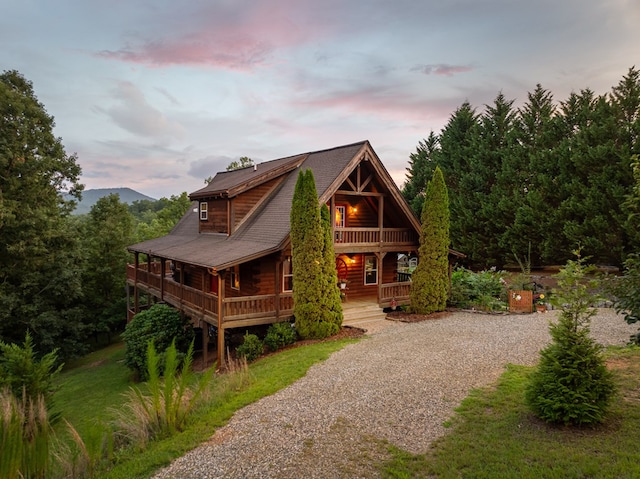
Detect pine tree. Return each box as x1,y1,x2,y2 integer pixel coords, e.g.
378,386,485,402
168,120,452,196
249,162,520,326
290,170,334,339
410,166,450,314
402,131,439,216
526,255,616,425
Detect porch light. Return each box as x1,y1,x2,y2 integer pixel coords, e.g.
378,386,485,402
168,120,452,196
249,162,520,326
350,206,358,214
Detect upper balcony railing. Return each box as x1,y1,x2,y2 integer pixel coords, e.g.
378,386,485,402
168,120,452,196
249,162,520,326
334,227,417,245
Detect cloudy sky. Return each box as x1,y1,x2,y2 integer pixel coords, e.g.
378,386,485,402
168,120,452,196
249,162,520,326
2,0,638,199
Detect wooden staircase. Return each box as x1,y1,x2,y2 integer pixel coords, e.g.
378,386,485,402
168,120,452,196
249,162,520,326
341,299,387,328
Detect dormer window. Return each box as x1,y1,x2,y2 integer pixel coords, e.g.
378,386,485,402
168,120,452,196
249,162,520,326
199,202,208,221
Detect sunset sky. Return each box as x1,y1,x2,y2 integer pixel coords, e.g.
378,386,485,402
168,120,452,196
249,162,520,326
2,0,639,199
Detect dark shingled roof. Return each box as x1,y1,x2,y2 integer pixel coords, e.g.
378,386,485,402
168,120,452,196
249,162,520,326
128,141,412,269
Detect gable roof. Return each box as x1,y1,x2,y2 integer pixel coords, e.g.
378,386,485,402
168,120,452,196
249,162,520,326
128,141,421,270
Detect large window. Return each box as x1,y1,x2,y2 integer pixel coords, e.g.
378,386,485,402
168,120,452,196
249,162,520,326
199,202,208,221
364,255,378,285
282,256,293,292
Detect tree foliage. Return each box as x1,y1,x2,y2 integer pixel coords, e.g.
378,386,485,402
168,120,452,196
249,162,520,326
121,304,194,379
525,256,616,425
0,70,87,358
410,166,450,314
403,67,640,268
226,156,254,171
290,170,339,339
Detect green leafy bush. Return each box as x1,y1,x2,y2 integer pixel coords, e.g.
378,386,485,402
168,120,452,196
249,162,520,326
608,254,640,344
121,304,194,379
526,256,616,425
0,332,62,406
449,268,507,311
263,322,297,351
236,332,264,362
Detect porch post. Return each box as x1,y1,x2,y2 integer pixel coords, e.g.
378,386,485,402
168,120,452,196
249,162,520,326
378,195,384,245
134,252,139,313
146,255,152,307
160,257,165,302
202,321,210,370
217,270,226,368
275,256,281,318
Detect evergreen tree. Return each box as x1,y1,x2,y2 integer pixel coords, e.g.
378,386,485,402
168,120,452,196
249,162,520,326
290,170,333,339
410,166,450,314
319,204,343,333
402,131,439,215
434,102,480,264
526,255,616,425
0,70,87,358
473,93,517,267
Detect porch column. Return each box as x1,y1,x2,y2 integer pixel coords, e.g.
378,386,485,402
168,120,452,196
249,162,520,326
378,195,384,246
202,322,209,369
217,270,226,368
160,258,166,302
275,256,281,318
134,252,139,313
376,252,387,304
146,255,152,307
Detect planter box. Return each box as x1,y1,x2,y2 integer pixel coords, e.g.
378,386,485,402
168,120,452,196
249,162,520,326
509,290,533,313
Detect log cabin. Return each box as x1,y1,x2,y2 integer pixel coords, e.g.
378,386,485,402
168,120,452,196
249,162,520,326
126,140,459,366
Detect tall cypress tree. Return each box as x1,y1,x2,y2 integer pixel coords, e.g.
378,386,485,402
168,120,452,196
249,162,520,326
290,170,336,339
410,166,450,314
319,204,343,333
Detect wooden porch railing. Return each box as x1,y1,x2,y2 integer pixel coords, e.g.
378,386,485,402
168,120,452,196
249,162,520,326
380,281,411,307
127,265,292,324
334,227,417,245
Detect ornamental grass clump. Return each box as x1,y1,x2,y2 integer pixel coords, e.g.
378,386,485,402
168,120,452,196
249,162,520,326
112,340,213,448
525,255,616,426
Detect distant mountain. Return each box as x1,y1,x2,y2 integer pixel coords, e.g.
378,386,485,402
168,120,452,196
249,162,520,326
67,188,157,215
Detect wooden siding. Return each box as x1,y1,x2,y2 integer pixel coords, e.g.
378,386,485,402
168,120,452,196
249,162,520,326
232,177,282,230
199,199,228,234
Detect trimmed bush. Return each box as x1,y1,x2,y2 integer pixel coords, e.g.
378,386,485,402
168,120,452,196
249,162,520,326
263,322,297,351
449,268,507,311
236,332,264,362
122,304,194,379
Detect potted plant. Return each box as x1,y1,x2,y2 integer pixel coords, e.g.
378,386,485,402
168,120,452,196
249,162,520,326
534,293,547,312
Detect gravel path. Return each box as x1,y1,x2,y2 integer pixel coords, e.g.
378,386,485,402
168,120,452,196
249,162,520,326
153,309,637,479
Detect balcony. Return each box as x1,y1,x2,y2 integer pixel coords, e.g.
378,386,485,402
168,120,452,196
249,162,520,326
333,227,418,251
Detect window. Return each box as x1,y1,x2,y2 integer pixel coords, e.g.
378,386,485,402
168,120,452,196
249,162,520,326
364,255,378,285
282,256,293,292
199,202,208,221
335,205,346,228
230,265,240,290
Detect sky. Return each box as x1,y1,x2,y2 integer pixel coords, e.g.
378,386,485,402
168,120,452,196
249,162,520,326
1,0,639,199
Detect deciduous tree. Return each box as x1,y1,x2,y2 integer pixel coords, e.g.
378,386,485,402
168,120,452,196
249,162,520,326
0,70,86,358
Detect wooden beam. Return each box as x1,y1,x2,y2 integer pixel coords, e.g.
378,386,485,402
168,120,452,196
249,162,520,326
217,271,226,368
335,190,383,197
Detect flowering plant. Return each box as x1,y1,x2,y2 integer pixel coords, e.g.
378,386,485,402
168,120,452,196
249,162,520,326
534,293,546,305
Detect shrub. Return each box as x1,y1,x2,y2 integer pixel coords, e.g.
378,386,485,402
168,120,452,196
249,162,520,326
608,254,640,344
236,332,264,362
449,268,507,311
525,255,616,425
121,304,194,379
0,332,62,407
263,322,297,351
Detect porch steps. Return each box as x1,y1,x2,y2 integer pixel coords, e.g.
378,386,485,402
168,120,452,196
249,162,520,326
341,300,388,328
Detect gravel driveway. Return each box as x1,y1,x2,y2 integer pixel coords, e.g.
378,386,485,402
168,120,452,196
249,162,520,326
154,309,636,479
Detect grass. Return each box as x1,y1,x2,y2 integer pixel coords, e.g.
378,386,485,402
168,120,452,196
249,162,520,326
380,346,640,479
53,337,359,478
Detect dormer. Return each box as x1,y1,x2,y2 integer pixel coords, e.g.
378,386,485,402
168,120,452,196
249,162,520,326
189,154,307,235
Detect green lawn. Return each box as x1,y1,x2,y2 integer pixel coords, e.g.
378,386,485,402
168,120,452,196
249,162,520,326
54,337,360,478
381,347,640,479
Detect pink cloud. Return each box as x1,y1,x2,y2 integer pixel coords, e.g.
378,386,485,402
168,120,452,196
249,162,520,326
95,1,334,69
411,64,474,76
